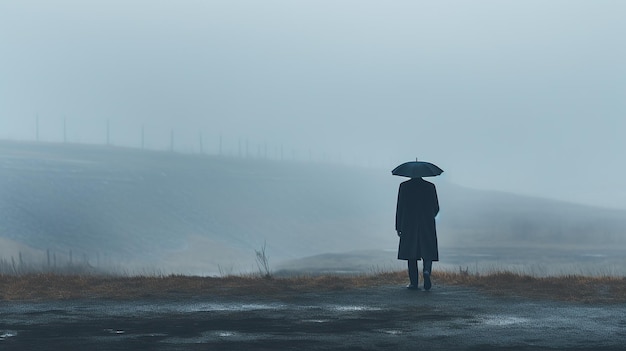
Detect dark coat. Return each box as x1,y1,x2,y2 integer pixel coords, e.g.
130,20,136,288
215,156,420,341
396,178,439,261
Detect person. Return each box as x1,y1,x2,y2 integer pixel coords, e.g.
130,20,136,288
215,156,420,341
395,176,439,290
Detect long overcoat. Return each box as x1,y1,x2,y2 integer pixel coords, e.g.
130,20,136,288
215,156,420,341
396,178,439,261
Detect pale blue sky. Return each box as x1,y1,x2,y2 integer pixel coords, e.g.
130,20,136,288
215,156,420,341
1,1,625,209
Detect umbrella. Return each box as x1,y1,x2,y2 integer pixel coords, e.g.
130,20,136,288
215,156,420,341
391,160,443,178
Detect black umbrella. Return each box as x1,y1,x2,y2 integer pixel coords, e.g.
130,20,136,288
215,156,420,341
391,161,443,178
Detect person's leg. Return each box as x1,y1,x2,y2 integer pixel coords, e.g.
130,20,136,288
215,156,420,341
407,260,418,289
423,260,433,290
423,260,432,275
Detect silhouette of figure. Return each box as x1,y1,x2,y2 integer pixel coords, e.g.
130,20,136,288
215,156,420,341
396,177,439,290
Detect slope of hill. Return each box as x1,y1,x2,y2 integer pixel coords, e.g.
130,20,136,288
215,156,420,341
1,140,625,275
0,141,397,274
438,184,626,249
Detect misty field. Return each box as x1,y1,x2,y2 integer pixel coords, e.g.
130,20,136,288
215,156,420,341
4,140,626,278
3,141,626,309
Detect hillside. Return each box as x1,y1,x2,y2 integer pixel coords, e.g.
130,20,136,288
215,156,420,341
1,140,625,275
438,185,626,249
0,141,398,274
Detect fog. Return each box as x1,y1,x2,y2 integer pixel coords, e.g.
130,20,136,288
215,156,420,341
1,1,626,275
2,140,626,276
2,1,625,209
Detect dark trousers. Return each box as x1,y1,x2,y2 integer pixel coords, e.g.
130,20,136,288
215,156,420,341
408,260,433,285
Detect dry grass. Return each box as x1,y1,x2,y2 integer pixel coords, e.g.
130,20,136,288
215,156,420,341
0,272,406,301
1,271,626,303
436,270,626,303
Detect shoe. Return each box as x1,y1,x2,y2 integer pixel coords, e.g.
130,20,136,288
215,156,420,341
406,284,419,290
423,272,432,291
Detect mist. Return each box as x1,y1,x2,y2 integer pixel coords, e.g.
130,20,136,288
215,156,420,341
2,140,626,276
1,2,626,275
1,0,625,209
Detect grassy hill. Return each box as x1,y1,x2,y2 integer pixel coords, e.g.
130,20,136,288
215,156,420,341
1,140,625,275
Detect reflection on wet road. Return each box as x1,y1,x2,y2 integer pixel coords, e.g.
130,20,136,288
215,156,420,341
1,286,626,350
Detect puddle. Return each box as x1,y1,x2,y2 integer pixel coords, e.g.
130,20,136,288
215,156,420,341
69,302,289,316
301,319,330,323
380,329,403,335
174,303,286,313
163,331,266,344
480,315,529,326
329,305,383,312
139,333,168,338
0,331,18,340
104,329,126,335
217,331,236,337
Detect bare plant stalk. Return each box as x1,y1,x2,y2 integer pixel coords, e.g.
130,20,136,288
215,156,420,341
11,256,17,275
255,241,272,279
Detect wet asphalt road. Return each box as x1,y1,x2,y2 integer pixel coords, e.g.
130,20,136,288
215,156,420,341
1,285,626,350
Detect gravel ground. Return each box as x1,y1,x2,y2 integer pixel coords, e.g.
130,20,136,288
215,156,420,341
1,283,626,350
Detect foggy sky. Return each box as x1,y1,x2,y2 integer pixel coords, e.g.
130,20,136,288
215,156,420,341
1,1,625,209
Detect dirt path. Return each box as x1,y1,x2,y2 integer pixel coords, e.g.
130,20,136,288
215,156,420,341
1,284,625,350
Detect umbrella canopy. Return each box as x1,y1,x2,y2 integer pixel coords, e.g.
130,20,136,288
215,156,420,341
392,161,443,178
